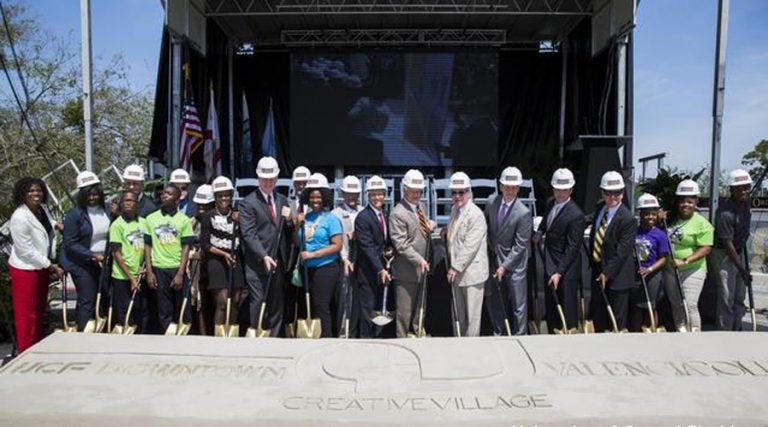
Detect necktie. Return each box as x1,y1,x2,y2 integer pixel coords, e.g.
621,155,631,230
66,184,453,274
547,205,560,229
297,200,303,214
416,207,430,237
592,210,609,263
377,212,386,235
267,195,277,224
497,203,508,228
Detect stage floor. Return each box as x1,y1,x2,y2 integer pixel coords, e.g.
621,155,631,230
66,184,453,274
1,332,767,426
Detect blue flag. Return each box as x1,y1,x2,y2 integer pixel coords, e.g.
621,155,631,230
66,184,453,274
261,98,277,158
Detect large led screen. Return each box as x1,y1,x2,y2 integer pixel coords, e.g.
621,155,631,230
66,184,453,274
290,52,498,166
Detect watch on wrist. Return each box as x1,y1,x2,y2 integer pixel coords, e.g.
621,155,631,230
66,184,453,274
682,258,689,265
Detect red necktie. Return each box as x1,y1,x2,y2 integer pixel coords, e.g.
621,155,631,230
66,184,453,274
267,195,277,224
297,200,303,214
377,211,386,235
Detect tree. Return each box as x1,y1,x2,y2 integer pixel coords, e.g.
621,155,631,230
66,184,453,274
0,3,153,220
741,138,768,191
636,167,705,211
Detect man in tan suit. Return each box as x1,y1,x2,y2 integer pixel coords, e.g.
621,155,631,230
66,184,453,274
389,169,433,338
446,172,489,337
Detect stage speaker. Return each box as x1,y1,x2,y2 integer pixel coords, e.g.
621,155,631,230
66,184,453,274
572,136,626,211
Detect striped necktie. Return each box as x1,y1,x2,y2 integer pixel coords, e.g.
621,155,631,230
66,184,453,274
416,207,430,237
592,210,609,263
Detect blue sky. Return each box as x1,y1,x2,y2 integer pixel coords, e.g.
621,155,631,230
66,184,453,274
20,0,768,177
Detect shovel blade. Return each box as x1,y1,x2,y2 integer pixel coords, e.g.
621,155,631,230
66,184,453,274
82,320,96,334
177,322,191,336
371,312,394,326
214,324,227,337
111,325,123,334
164,323,179,336
297,318,322,339
581,320,595,334
284,323,295,338
94,317,107,333
527,321,539,335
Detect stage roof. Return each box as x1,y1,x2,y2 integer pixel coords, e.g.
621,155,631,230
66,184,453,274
203,0,604,48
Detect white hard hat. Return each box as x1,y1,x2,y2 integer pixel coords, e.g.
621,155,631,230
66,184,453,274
449,172,471,190
122,164,145,181
551,168,575,190
211,176,234,193
600,171,625,191
340,175,362,193
305,173,330,189
169,168,191,184
727,169,753,187
402,169,426,190
193,184,214,204
676,179,701,196
76,171,100,189
499,167,523,186
256,156,280,179
292,166,311,182
637,193,660,209
366,175,388,192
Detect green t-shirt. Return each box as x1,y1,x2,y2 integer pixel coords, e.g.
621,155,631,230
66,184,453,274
144,209,195,269
109,216,147,280
668,212,714,272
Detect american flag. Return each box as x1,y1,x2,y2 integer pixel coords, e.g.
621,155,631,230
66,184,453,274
179,66,203,171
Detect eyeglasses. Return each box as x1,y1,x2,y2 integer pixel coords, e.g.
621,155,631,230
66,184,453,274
603,190,623,197
451,190,467,196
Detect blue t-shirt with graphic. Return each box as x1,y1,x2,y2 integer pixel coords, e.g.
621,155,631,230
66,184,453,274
300,210,343,268
635,226,670,269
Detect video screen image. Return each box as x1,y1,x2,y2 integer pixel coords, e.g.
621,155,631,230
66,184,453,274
290,52,498,166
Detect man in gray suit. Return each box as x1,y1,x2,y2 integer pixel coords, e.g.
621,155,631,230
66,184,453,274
446,172,489,337
389,169,433,338
484,167,532,335
239,156,292,336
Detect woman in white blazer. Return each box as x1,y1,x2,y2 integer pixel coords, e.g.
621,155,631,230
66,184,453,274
8,177,64,352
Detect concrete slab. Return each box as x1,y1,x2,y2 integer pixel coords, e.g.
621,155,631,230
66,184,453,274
1,332,767,426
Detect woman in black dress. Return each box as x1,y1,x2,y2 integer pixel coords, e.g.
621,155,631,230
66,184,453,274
200,177,244,330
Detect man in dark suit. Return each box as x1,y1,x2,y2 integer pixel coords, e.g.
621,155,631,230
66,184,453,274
485,167,532,335
239,156,292,336
354,176,391,338
538,168,585,332
588,171,637,332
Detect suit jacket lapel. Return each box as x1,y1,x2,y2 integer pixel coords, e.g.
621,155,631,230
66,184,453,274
489,196,501,233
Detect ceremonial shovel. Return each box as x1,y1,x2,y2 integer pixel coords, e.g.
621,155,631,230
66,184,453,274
165,269,193,336
111,272,143,335
744,248,757,332
633,246,665,333
218,222,242,338
371,249,395,326
296,223,321,339
83,250,111,333
57,276,77,333
662,218,694,332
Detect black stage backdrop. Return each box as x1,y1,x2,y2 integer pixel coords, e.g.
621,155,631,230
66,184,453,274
150,19,619,211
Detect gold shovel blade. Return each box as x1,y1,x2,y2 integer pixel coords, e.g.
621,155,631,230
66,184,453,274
111,325,124,334
527,321,539,335
284,323,295,338
219,325,242,337
296,318,322,339
214,324,227,337
124,325,137,335
581,320,595,334
164,323,178,336
82,320,96,333
177,322,191,336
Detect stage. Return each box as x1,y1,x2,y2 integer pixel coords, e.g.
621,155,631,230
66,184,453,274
1,332,767,426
